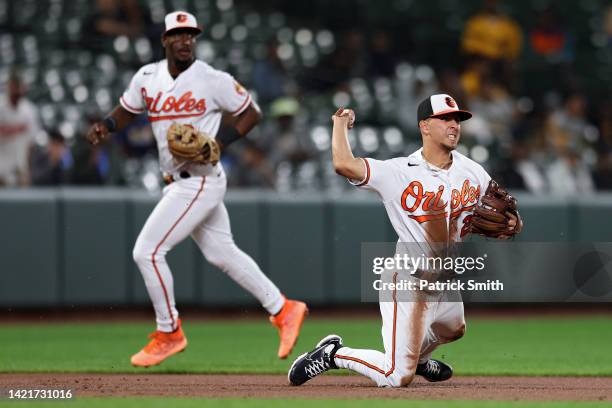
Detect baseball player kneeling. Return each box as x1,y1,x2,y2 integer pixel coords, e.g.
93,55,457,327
288,95,522,387
86,11,307,368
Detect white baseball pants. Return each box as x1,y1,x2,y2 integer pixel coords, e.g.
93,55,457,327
334,273,465,387
132,173,284,332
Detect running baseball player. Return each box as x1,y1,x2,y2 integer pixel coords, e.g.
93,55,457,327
288,94,522,387
86,11,307,367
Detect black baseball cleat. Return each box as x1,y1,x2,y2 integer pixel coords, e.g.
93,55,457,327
416,359,453,382
288,334,343,386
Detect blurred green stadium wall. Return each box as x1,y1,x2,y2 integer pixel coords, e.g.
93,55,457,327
1,189,611,307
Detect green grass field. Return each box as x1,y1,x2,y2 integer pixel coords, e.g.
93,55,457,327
1,316,611,375
1,316,611,408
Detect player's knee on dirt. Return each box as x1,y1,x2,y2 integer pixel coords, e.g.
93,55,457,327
384,370,416,388
381,356,418,387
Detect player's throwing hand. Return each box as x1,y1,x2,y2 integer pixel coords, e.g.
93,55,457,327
331,107,355,129
85,122,109,145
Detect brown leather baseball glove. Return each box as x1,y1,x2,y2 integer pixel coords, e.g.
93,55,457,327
167,123,220,166
468,180,523,239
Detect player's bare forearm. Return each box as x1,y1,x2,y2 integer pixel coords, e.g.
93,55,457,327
216,103,261,150
108,105,138,130
331,109,364,181
86,105,137,145
235,102,262,136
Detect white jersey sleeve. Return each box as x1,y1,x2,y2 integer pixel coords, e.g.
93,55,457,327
120,67,148,114
349,157,397,198
213,71,251,116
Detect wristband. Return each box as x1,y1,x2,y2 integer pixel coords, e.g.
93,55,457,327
103,117,117,132
217,126,242,148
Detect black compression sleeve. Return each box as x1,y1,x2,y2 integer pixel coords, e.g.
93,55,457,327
217,126,242,148
102,117,117,132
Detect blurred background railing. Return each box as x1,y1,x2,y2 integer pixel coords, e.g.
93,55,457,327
1,188,612,307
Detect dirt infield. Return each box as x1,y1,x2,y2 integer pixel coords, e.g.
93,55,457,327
1,374,611,400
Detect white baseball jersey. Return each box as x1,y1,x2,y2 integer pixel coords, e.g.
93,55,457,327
0,93,40,185
120,59,252,177
124,59,285,334
351,148,491,246
333,147,488,387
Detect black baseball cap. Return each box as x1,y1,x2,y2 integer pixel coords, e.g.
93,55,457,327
417,94,472,123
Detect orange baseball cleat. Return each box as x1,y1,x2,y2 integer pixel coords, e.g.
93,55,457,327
270,299,308,359
131,320,188,367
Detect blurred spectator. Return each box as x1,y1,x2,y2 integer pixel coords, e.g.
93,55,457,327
265,97,316,167
461,0,522,61
83,0,146,53
595,100,612,153
548,93,597,155
113,113,156,159
605,6,612,47
224,139,276,188
267,97,320,191
301,29,367,92
545,146,595,195
525,7,576,96
90,0,144,37
540,93,597,195
220,102,285,189
529,8,573,62
229,97,317,189
367,31,397,78
71,138,111,185
71,113,125,185
395,65,438,131
467,76,517,146
0,0,608,193
460,0,523,96
459,57,492,99
30,129,73,185
594,153,612,190
0,70,40,187
493,142,547,193
252,41,292,105
593,100,612,189
437,69,468,107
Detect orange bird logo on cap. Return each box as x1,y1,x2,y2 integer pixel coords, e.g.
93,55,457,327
445,97,456,108
176,14,188,22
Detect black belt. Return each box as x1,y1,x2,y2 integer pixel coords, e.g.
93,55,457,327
163,171,191,185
